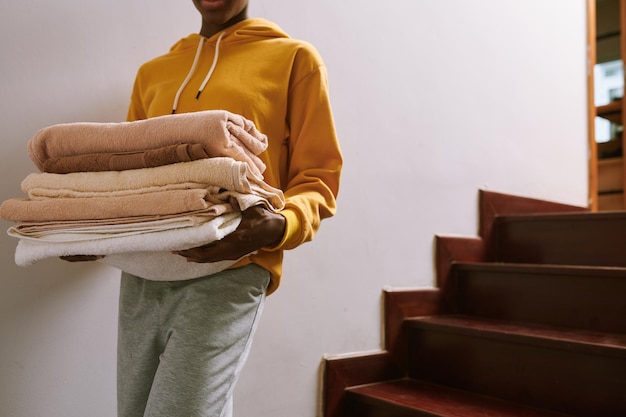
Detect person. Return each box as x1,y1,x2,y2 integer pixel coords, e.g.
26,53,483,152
67,1,342,416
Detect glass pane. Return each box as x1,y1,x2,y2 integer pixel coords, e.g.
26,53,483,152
594,59,624,107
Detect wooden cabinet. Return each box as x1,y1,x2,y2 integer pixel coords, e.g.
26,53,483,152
591,0,626,210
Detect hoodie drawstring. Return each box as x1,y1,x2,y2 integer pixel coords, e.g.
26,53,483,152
171,31,225,114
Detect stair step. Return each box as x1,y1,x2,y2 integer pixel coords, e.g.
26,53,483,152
491,211,626,266
450,262,626,333
346,379,573,417
405,315,626,417
406,315,626,358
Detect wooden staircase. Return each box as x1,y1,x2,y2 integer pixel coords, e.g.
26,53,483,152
323,190,626,417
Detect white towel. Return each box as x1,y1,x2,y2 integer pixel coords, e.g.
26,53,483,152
99,252,244,281
13,212,241,266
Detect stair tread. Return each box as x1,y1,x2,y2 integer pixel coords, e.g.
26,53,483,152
405,315,626,357
454,261,626,275
347,379,572,417
495,210,626,222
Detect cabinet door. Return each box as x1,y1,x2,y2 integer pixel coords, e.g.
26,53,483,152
591,0,626,210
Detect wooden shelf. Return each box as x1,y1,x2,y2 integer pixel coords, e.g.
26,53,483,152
598,157,624,193
596,99,622,124
599,192,624,210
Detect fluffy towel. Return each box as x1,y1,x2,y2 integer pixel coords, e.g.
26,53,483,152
28,110,268,176
1,185,283,223
21,158,284,210
42,143,210,173
0,189,223,222
8,215,220,242
13,212,241,266
9,210,222,234
98,252,242,281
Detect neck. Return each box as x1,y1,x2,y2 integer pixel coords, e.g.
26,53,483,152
199,7,248,38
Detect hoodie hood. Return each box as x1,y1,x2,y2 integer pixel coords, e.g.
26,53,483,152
170,18,290,114
169,18,289,53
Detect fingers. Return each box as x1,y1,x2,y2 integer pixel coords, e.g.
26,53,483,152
60,255,105,262
173,235,252,263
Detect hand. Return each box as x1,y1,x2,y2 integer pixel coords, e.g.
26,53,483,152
174,206,286,263
60,255,105,262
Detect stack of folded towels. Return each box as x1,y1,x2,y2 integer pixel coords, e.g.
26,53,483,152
0,110,285,280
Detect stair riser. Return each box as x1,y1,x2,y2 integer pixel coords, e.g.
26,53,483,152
492,216,626,266
407,329,626,417
452,266,626,333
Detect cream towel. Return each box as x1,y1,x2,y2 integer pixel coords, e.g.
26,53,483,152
13,212,241,266
9,209,231,234
21,158,284,210
28,110,268,176
8,215,219,242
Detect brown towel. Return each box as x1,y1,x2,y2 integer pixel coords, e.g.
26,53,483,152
28,110,268,176
42,143,210,173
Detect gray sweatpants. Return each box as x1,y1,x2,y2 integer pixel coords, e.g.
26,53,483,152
117,264,270,417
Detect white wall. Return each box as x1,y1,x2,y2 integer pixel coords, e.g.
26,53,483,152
0,1,588,416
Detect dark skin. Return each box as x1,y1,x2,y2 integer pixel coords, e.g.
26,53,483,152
193,0,249,38
62,206,285,263
62,0,287,263
174,205,285,263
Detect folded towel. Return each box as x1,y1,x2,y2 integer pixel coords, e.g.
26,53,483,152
2,184,286,224
13,212,241,266
9,211,216,235
28,110,268,176
0,189,224,222
42,143,210,173
22,158,284,211
8,215,219,242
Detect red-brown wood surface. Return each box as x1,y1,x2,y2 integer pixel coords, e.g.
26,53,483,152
384,288,444,368
347,379,573,417
478,190,587,241
406,316,626,416
450,262,626,333
324,190,626,417
324,351,405,417
492,211,626,266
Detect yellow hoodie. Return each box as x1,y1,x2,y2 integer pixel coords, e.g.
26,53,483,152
127,18,342,294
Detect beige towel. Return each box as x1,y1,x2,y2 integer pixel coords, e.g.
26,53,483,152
10,210,223,234
10,211,223,234
28,110,268,176
42,143,210,173
8,214,222,242
22,158,284,210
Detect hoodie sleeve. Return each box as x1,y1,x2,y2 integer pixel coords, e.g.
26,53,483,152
126,74,148,122
267,52,343,251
